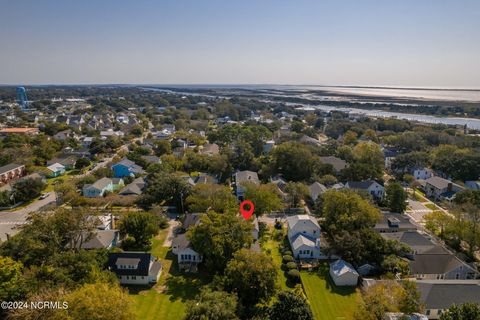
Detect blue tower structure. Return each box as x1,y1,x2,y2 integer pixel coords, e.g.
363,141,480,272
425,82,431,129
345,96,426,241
16,86,29,110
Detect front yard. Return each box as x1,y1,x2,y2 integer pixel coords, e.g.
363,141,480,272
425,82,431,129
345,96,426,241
300,264,361,320
130,228,209,320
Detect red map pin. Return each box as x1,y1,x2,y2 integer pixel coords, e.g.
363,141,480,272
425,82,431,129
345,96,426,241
239,200,254,220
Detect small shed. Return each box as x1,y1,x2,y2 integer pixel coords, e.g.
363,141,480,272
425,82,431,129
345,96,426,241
329,259,359,286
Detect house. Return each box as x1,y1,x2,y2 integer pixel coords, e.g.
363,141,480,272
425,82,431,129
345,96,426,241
234,170,260,200
107,252,162,285
81,136,94,148
417,280,480,319
320,156,348,173
100,129,124,138
53,129,77,141
300,135,323,147
0,127,39,136
424,176,464,201
329,259,359,286
140,155,161,165
0,163,26,186
182,213,203,231
374,213,417,233
286,215,323,259
384,313,428,320
345,180,385,199
183,174,217,186
111,158,145,178
119,177,146,196
309,182,327,201
46,163,66,178
80,229,119,249
381,231,448,256
172,234,203,273
409,254,478,280
199,143,220,156
47,156,77,170
270,175,288,198
413,167,433,181
383,148,398,169
83,177,124,197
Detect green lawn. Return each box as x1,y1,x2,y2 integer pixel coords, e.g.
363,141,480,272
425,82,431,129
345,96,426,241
130,228,209,320
261,228,292,291
425,203,437,210
301,264,361,320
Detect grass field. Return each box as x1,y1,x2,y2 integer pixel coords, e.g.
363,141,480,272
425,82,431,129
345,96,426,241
261,228,293,291
425,203,437,210
130,228,209,320
301,264,361,320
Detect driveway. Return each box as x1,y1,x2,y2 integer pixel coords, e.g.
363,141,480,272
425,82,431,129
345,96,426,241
162,219,181,247
0,192,57,241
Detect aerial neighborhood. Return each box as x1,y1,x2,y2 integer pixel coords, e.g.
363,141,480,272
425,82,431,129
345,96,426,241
1,85,480,320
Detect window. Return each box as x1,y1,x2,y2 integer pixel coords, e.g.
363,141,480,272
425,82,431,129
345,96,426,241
126,276,129,280
456,273,460,279
426,310,430,316
132,276,136,280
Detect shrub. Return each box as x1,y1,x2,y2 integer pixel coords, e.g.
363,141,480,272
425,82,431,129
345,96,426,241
282,255,294,263
286,262,297,270
283,250,293,256
287,269,301,281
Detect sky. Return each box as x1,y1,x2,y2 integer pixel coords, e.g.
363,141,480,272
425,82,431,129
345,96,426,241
0,0,480,87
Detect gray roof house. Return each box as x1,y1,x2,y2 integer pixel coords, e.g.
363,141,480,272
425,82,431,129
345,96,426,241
374,213,417,233
320,156,348,172
409,253,478,280
381,231,448,256
172,233,202,273
119,177,146,196
81,229,119,249
329,259,359,286
309,182,328,201
286,215,324,260
424,176,464,202
417,280,480,319
345,180,385,199
234,170,260,200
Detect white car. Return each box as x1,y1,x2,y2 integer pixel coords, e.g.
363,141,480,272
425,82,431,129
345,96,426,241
39,193,50,200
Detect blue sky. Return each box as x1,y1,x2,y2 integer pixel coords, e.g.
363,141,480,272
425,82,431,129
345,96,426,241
1,0,479,87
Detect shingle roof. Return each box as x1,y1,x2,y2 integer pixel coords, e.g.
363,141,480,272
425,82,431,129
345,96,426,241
330,259,359,277
425,176,451,189
81,230,118,249
346,180,379,190
47,163,65,172
381,231,448,255
235,170,259,185
0,163,24,175
309,182,327,199
286,215,320,230
417,281,480,309
172,233,191,251
88,177,112,190
320,156,348,172
409,254,471,275
107,252,157,276
291,233,316,250
183,213,203,230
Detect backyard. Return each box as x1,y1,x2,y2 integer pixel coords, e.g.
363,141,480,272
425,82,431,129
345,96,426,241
130,227,210,320
300,264,361,320
260,227,293,291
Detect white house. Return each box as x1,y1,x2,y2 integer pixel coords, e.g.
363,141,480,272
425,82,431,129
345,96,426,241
413,167,433,180
234,170,260,200
107,252,162,285
329,259,359,286
286,215,323,259
345,180,385,199
172,234,202,273
424,176,464,201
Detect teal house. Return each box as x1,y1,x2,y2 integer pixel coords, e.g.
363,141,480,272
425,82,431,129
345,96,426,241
46,162,66,178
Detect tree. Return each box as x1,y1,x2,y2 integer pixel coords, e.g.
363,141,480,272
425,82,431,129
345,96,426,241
188,212,253,273
343,142,384,180
75,157,91,170
136,172,192,211
269,291,313,320
386,182,407,213
322,190,381,235
12,178,45,203
119,211,159,249
269,142,319,181
355,281,422,320
343,130,358,145
0,256,25,301
440,303,480,320
153,139,172,156
285,182,309,208
186,184,237,213
223,249,277,305
243,182,283,215
64,283,134,320
185,288,239,320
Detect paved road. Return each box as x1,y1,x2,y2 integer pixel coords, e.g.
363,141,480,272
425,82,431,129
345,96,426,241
406,199,432,224
0,192,56,241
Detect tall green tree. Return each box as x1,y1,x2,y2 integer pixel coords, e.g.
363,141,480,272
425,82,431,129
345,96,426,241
223,249,277,306
186,184,237,213
188,212,253,273
243,182,283,215
119,211,159,249
185,288,239,320
440,303,480,320
269,291,313,320
386,182,407,213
